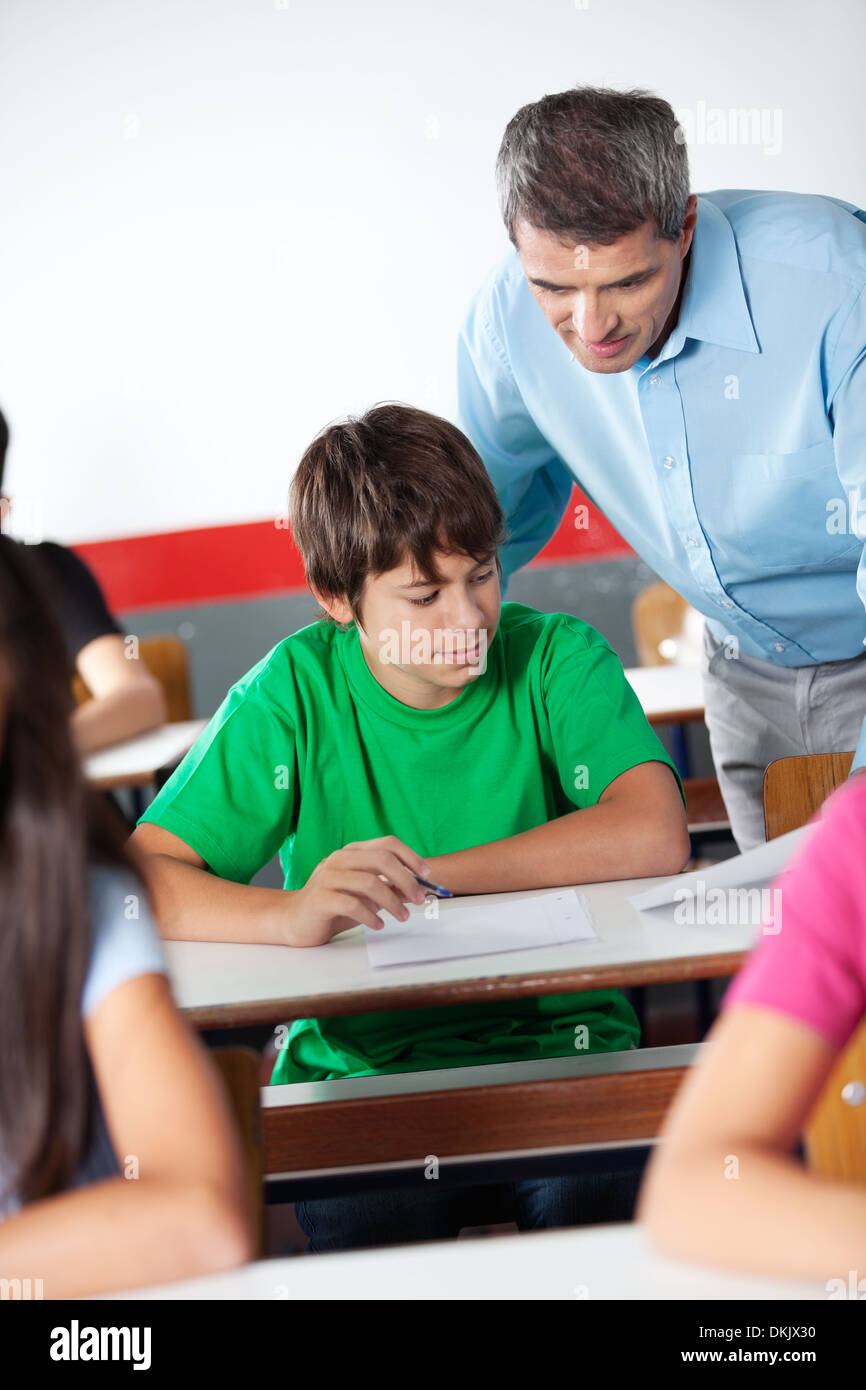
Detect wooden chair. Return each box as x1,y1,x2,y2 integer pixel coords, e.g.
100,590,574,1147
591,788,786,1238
762,751,866,1184
72,634,192,722
631,581,703,668
630,581,730,840
210,1047,265,1257
763,751,854,841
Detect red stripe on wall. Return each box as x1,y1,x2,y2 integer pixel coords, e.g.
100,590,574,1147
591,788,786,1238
74,519,306,613
73,486,632,614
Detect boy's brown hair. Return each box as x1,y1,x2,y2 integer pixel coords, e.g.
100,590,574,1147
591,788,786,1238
289,403,507,628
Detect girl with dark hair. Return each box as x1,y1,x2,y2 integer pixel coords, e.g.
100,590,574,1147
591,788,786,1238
0,534,252,1296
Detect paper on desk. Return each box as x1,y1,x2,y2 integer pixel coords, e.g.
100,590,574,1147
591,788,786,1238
627,825,808,913
365,888,597,968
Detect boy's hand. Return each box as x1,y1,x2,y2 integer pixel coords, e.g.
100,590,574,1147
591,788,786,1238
281,836,432,946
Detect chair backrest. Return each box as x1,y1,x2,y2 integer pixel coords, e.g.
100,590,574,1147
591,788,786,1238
72,634,192,722
801,1031,866,1184
762,752,866,1184
763,751,854,840
209,1047,265,1257
630,580,703,668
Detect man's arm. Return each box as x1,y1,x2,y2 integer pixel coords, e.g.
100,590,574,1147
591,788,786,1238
827,286,866,772
73,633,167,755
457,286,575,588
423,761,690,895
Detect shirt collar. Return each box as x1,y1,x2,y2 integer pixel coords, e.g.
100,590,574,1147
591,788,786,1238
651,194,760,363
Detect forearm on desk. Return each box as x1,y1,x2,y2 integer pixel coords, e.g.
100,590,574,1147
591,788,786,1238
0,1175,250,1299
424,800,689,896
640,1144,866,1281
72,681,167,756
137,853,289,944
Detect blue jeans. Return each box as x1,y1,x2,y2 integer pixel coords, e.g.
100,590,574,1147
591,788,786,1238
295,1167,643,1253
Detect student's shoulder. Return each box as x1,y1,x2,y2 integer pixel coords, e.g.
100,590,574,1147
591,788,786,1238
27,538,73,562
25,539,96,586
223,619,344,706
82,863,167,1019
498,601,614,662
702,188,866,279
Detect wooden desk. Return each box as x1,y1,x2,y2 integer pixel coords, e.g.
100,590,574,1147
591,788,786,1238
84,719,207,791
624,665,704,727
105,1221,828,1301
166,873,750,1030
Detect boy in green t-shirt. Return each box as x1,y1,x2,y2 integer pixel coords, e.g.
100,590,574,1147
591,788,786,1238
132,403,689,1250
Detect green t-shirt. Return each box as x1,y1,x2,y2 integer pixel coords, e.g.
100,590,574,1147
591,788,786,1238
139,602,683,1083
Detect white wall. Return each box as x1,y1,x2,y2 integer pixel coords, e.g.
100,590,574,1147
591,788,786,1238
1,0,864,543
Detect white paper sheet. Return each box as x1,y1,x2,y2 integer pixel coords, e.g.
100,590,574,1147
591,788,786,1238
627,825,808,913
365,888,597,969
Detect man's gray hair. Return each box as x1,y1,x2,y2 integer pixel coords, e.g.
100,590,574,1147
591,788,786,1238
496,86,690,247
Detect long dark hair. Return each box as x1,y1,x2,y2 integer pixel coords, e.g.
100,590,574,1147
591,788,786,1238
0,534,136,1204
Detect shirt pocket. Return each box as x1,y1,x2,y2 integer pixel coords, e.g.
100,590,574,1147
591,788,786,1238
727,440,861,570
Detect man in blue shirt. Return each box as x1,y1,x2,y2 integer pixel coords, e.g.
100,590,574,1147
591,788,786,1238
458,86,866,851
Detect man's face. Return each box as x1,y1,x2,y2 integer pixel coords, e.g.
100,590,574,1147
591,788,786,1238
317,545,501,711
515,197,697,374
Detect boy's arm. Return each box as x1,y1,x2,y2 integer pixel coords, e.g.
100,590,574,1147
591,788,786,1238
129,824,293,944
129,825,428,945
422,761,691,895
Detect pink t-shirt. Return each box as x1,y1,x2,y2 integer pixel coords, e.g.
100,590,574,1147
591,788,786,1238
721,774,866,1050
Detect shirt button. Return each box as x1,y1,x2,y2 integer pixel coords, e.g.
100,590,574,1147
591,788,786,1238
773,642,785,652
687,536,699,547
650,374,662,386
663,455,676,469
721,599,734,609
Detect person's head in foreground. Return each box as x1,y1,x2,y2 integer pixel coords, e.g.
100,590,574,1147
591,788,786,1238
497,86,698,374
638,774,866,1284
0,534,253,1297
290,401,507,710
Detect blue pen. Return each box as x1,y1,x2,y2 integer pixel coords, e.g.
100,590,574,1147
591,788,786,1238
413,872,452,899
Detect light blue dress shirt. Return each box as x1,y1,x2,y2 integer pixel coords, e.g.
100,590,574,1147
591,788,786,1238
457,189,866,762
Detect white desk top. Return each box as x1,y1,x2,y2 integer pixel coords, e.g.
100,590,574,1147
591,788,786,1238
84,719,207,788
106,1221,827,1301
624,664,704,722
166,871,754,1025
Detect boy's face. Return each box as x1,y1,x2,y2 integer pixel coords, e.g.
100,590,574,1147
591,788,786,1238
318,547,501,710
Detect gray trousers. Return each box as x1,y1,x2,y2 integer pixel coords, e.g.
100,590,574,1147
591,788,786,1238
700,624,866,853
